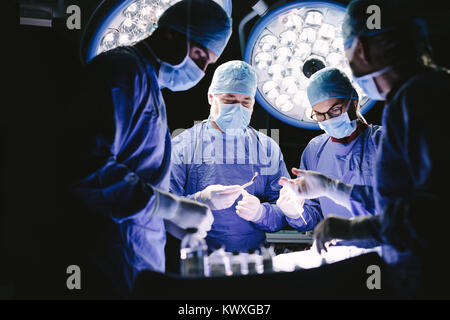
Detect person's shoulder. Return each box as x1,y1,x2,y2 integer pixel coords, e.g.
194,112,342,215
172,122,205,144
387,68,450,124
88,47,141,69
86,46,148,82
307,132,330,149
250,126,281,148
301,132,329,159
407,68,450,87
299,133,328,170
394,68,450,104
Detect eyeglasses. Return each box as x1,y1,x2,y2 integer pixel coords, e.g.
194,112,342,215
310,102,347,122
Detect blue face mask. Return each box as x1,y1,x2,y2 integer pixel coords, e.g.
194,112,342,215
318,110,357,139
346,38,391,101
213,103,251,134
152,44,205,92
353,65,392,101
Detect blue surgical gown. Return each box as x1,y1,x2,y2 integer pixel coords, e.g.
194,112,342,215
347,68,450,296
170,121,289,251
65,44,176,296
286,124,382,228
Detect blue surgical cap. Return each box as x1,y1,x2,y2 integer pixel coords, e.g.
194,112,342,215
158,0,232,57
208,61,258,97
342,0,427,49
307,68,358,106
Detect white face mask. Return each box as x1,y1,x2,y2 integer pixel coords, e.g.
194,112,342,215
152,43,205,92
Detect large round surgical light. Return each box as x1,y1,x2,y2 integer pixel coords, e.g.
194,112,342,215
244,1,375,130
85,0,232,62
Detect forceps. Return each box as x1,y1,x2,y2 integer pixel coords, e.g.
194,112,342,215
241,172,259,189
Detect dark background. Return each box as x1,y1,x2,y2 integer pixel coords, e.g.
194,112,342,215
2,0,450,297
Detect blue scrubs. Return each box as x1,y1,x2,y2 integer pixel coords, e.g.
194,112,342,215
348,69,450,253
66,44,174,296
286,124,382,237
170,121,289,251
347,68,450,296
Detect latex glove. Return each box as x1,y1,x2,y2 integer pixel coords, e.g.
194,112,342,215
313,215,352,253
276,186,307,222
278,168,353,210
194,184,244,210
167,198,214,239
313,215,374,253
235,190,264,222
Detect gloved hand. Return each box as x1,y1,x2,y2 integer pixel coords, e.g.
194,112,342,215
278,168,353,210
235,190,264,222
313,215,351,253
193,184,244,210
167,198,214,239
313,215,374,253
276,186,306,221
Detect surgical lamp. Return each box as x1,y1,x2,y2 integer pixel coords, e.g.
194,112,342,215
82,0,232,63
242,0,375,130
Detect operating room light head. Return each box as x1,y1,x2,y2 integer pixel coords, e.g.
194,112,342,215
88,0,232,64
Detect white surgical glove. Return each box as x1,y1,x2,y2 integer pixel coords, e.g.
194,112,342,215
279,168,353,210
166,198,214,239
276,186,306,222
193,184,244,210
235,190,263,222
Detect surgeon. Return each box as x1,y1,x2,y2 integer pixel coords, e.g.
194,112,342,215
61,0,232,297
280,0,450,298
277,67,382,248
170,60,289,252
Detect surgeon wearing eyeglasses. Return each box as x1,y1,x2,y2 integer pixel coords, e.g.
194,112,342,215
278,67,382,248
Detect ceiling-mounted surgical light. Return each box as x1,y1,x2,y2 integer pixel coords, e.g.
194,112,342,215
243,1,375,130
83,0,232,63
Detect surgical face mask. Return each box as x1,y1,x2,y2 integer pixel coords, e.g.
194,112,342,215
353,65,392,101
346,38,391,101
153,44,205,92
213,103,251,134
318,102,357,139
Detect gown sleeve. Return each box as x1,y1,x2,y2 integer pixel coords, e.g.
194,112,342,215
285,142,324,232
66,50,182,224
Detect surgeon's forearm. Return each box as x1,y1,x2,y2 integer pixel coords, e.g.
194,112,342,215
347,216,381,240
327,181,353,211
145,186,181,220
